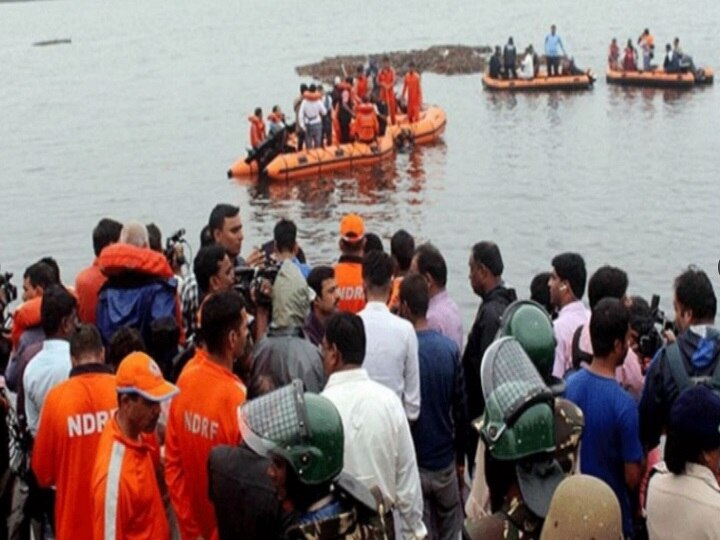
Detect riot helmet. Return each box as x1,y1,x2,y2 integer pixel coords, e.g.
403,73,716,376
240,380,344,485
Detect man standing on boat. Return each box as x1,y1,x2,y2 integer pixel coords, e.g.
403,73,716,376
544,24,566,76
378,56,397,125
401,62,422,123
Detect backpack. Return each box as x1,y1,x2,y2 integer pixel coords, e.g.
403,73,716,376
565,325,592,379
665,342,720,394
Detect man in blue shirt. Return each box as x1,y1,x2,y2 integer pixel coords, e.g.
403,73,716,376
399,274,467,539
565,298,643,538
544,24,566,76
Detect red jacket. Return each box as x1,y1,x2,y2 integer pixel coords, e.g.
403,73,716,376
75,259,108,324
32,366,116,540
165,348,247,539
249,116,266,149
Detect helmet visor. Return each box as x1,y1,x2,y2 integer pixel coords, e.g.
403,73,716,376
239,380,310,457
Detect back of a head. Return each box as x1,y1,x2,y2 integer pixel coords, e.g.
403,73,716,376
199,291,246,356
589,297,629,358
399,273,429,319
530,272,553,314
674,266,717,322
307,266,334,298
362,250,393,291
199,224,214,248
38,257,61,284
390,230,415,272
107,326,146,371
274,219,297,254
41,284,77,336
551,252,586,300
540,475,622,540
146,223,162,252
208,204,240,235
194,245,228,293
93,218,123,257
665,385,720,474
24,261,58,290
415,243,447,287
364,233,384,253
119,221,149,248
472,241,504,276
70,324,104,363
325,312,365,365
588,265,628,309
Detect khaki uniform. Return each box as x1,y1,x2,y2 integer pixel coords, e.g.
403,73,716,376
465,495,543,540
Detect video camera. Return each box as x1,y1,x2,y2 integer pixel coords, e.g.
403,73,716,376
0,268,17,373
234,266,280,308
164,228,188,268
0,269,17,312
633,294,672,359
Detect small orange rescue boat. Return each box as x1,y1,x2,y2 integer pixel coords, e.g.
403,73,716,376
482,72,594,91
389,106,447,145
606,68,694,88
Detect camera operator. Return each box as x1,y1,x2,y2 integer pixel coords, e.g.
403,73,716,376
249,260,324,397
180,204,264,341
627,295,663,375
639,267,719,451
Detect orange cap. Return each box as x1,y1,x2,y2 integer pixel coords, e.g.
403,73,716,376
116,352,179,402
340,213,365,243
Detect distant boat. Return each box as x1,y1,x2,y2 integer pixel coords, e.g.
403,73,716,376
33,38,71,47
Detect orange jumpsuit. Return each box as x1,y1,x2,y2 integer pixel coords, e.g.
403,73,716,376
164,348,247,540
249,116,266,149
334,255,366,314
402,71,423,123
32,367,117,540
377,67,397,124
92,415,167,540
355,75,369,101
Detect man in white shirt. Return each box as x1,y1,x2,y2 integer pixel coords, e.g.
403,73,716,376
297,83,327,150
321,312,427,540
358,251,420,421
23,285,77,436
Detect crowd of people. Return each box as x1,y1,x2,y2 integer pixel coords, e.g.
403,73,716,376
487,24,587,80
246,57,424,157
0,203,718,539
608,30,698,74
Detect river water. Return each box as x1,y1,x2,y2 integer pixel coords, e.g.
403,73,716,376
1,0,717,324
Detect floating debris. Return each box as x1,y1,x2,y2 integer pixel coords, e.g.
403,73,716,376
296,44,492,83
33,38,72,47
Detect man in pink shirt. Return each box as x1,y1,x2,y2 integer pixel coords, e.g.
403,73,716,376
549,252,590,378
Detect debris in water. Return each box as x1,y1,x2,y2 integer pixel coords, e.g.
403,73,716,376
33,38,72,47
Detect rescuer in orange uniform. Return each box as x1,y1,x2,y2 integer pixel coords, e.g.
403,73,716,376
32,325,116,540
164,291,249,540
334,214,367,314
377,56,397,125
351,99,380,143
402,61,423,123
91,352,179,540
248,107,266,150
355,64,369,102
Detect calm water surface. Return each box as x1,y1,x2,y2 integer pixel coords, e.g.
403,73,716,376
1,0,718,324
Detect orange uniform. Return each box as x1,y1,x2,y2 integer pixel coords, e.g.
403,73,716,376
32,366,116,540
249,116,266,149
351,103,379,143
75,259,108,324
402,71,423,123
334,256,366,314
378,67,397,124
11,297,41,348
92,414,167,540
164,348,247,540
355,74,369,101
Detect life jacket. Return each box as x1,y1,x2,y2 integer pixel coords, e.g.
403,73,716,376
267,112,283,124
356,75,368,100
11,297,42,348
334,256,365,314
96,244,181,378
248,116,266,149
353,103,379,143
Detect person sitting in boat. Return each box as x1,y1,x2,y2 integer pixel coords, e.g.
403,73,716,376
489,46,503,79
267,106,286,138
608,38,620,69
518,46,534,80
663,43,681,73
351,98,379,144
248,108,266,150
622,39,638,71
673,37,697,73
503,37,517,79
561,56,585,76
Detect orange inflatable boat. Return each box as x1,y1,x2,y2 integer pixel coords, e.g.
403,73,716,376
389,106,447,145
264,132,395,181
606,68,695,88
482,72,594,91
